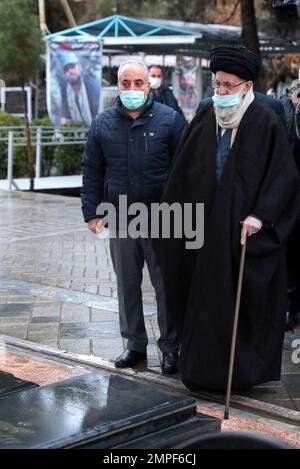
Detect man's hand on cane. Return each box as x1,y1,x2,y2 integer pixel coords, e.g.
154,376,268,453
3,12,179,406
240,216,262,245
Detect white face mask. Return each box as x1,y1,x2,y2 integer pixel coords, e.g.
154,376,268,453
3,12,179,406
149,77,162,90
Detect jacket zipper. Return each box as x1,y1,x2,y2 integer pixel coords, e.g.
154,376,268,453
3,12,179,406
144,132,148,152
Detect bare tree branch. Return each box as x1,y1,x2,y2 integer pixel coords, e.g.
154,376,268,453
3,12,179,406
222,0,241,24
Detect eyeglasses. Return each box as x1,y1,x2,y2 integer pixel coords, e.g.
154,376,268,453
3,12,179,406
288,85,300,97
212,79,248,91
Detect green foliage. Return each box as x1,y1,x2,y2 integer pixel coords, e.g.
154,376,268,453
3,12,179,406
44,0,208,29
52,121,85,176
0,111,22,126
31,116,52,126
0,113,86,179
0,0,45,189
0,111,23,178
0,0,44,85
53,144,83,176
31,116,55,177
13,145,29,178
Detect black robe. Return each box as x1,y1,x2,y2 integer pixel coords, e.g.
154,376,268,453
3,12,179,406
154,99,300,392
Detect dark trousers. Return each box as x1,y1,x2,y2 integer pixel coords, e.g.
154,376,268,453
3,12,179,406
109,237,179,353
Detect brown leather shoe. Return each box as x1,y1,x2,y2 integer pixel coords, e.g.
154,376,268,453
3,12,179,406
114,349,147,368
161,352,178,374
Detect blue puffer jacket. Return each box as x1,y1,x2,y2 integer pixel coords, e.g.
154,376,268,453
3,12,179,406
151,87,184,115
81,93,187,222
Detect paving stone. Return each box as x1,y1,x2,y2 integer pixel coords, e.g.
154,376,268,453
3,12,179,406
92,338,123,359
33,297,58,303
32,303,61,316
70,281,85,291
28,323,59,333
59,338,91,355
41,341,59,349
61,310,90,323
31,316,61,323
60,321,121,339
56,280,72,289
98,287,112,297
98,271,110,280
0,304,32,316
6,297,33,304
27,330,59,343
0,325,27,339
0,317,29,325
61,303,89,314
90,308,118,321
281,374,300,399
43,279,58,287
293,399,300,411
259,399,298,411
84,285,99,295
254,380,284,388
242,385,291,403
147,362,161,372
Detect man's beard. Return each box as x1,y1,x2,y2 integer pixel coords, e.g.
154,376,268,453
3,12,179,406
68,76,82,86
215,103,240,122
215,89,244,123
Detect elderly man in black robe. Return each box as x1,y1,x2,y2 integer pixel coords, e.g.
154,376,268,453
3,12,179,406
154,46,300,392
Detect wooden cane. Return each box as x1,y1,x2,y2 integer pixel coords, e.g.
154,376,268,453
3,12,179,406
224,237,247,419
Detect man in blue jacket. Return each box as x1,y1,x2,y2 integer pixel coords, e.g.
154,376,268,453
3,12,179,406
81,59,187,373
149,65,184,115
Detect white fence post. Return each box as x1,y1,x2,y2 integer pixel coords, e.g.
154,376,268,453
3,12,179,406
35,127,42,178
7,131,14,191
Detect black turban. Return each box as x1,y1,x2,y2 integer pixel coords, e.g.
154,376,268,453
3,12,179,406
209,46,259,82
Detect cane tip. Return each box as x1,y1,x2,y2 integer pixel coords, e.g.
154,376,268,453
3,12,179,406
224,410,229,420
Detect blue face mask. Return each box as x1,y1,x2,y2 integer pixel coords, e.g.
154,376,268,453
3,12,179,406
212,91,241,108
120,90,146,110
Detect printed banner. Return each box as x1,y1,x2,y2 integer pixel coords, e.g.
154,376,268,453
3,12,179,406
46,37,102,126
172,56,199,122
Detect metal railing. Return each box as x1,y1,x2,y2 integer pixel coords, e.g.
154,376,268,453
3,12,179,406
0,126,88,190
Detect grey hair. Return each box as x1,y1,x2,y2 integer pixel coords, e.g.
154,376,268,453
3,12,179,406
118,59,149,82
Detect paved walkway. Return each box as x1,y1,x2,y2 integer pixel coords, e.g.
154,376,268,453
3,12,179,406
0,190,300,414
0,175,82,191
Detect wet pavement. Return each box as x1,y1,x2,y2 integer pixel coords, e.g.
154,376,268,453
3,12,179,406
0,190,300,440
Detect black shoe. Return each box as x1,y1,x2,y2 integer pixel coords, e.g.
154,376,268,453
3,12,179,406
285,311,300,332
114,349,147,368
161,352,178,374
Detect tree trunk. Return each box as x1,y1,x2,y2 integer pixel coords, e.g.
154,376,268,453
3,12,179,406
240,0,264,91
22,85,34,191
240,0,260,57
